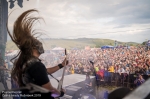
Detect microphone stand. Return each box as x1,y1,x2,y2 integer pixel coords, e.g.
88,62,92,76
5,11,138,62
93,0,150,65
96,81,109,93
89,61,98,87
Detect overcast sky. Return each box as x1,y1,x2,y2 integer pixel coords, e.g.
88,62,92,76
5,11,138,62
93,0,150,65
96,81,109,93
8,0,150,43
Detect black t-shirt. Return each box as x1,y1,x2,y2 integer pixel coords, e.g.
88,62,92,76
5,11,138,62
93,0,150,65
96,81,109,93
22,61,54,99
28,62,49,86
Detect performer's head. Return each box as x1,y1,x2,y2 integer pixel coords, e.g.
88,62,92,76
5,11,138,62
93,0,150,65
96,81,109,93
7,9,44,86
30,38,44,58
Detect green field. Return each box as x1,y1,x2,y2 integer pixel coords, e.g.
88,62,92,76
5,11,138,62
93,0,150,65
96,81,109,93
6,38,139,50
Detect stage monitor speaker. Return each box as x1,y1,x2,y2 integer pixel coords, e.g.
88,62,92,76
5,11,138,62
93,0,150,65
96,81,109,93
65,85,82,96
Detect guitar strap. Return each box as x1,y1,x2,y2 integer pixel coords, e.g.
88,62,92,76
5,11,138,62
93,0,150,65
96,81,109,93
47,72,59,83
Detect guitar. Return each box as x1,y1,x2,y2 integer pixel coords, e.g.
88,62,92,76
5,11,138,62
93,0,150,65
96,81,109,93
51,49,67,98
57,48,67,91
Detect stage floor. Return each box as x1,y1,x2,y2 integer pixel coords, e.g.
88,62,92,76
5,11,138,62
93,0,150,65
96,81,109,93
49,74,95,88
0,74,111,99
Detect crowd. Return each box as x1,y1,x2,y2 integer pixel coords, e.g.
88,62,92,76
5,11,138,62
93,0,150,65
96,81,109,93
3,45,150,88
40,46,150,88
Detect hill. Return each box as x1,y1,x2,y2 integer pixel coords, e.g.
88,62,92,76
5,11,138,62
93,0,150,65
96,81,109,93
6,38,139,50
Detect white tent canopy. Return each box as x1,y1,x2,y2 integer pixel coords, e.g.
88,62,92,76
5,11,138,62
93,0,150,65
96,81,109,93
52,47,65,50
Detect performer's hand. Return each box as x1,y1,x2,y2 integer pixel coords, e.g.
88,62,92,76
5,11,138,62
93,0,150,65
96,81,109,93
62,58,69,67
61,88,66,93
51,88,65,98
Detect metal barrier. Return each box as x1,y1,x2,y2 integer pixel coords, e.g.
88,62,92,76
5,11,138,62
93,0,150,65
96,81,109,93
95,73,150,89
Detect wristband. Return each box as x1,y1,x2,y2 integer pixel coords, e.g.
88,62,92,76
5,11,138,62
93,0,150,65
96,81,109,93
59,91,64,97
58,64,63,69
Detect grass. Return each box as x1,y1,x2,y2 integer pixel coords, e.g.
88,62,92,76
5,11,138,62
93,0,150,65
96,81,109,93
6,38,139,50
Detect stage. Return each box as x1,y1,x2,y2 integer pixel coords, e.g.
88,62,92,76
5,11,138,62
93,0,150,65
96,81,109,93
49,74,95,88
49,74,96,99
0,74,97,99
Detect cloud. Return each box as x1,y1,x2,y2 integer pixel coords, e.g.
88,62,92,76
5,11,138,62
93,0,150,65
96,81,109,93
7,0,150,43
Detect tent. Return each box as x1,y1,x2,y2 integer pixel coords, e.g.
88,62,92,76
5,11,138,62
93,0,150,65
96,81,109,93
101,45,114,49
52,47,65,50
147,40,150,46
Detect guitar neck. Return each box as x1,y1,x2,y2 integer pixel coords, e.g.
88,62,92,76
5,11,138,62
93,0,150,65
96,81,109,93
60,55,67,84
58,49,67,90
61,49,67,81
61,66,66,81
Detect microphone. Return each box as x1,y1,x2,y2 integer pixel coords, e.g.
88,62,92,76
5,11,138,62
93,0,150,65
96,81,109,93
90,61,94,65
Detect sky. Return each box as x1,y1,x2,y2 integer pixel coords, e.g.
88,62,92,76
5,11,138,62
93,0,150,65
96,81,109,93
7,0,150,43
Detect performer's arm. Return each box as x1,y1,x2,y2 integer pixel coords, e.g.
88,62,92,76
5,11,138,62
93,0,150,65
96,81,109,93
47,65,61,74
42,82,61,95
47,58,68,74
